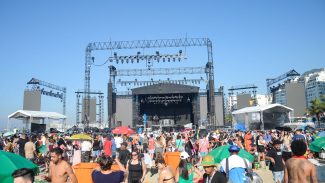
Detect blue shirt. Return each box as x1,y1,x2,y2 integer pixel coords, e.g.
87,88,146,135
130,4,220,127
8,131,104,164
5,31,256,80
92,170,124,183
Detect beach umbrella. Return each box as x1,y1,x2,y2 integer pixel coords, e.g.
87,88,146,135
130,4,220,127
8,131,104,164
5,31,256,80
309,137,325,153
316,131,325,138
3,131,15,137
112,126,135,135
208,145,254,163
0,151,39,183
69,133,92,140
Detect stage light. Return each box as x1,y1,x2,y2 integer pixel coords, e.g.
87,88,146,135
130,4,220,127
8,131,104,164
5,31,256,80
168,58,170,62
179,50,182,55
114,52,117,57
173,58,176,62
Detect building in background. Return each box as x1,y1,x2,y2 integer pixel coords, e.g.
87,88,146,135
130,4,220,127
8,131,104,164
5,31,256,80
272,80,306,117
300,68,325,108
255,94,272,106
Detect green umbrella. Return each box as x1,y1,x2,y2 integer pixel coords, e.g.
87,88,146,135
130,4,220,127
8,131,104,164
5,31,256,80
0,151,39,183
309,137,325,153
208,145,254,163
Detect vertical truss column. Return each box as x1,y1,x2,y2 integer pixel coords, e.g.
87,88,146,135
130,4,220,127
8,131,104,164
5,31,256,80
76,93,81,124
207,39,216,127
98,94,104,125
84,45,92,122
63,87,67,115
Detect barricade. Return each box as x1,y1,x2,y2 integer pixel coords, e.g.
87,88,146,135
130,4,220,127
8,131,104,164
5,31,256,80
164,152,180,174
72,163,120,183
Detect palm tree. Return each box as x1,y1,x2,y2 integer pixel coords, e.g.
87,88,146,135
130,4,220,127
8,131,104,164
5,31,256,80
308,96,325,127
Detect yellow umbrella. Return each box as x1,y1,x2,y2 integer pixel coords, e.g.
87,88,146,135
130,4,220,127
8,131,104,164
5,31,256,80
69,133,92,140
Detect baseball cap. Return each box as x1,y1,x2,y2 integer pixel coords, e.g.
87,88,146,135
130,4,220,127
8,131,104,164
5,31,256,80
228,145,240,152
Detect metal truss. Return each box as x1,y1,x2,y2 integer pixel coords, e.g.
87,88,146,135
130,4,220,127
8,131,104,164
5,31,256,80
75,90,104,125
266,69,300,93
115,67,206,76
84,37,216,126
117,78,206,86
228,84,258,97
27,78,67,115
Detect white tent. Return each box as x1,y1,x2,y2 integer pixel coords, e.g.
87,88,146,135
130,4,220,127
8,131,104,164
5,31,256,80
232,104,293,130
8,110,67,120
7,110,67,131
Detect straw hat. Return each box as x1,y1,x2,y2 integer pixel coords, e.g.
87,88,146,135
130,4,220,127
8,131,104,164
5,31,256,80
201,155,217,167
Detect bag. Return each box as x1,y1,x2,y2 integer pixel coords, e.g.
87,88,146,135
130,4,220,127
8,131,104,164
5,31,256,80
225,158,253,183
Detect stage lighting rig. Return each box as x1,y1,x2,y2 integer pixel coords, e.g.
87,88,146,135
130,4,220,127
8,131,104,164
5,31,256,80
108,50,187,66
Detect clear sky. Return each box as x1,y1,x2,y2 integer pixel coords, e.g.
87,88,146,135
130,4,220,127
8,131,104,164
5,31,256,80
1,0,324,129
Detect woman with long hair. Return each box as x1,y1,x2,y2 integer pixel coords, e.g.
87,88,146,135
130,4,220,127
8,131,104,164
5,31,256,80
156,156,175,183
175,152,202,183
126,150,147,183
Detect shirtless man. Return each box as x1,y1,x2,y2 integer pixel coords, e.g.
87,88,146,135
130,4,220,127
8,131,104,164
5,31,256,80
284,140,317,183
44,147,78,183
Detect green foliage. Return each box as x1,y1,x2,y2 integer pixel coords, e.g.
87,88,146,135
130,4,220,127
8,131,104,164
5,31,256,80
308,95,325,127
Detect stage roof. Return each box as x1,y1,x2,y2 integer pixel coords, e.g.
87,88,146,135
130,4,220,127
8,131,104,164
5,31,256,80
8,110,67,120
232,103,293,115
132,83,199,95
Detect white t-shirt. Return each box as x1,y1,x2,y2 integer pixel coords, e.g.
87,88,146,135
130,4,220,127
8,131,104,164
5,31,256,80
81,141,92,151
115,137,123,148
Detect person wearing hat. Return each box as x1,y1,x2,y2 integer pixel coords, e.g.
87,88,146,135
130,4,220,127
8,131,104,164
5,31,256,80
176,152,202,183
201,155,227,183
220,145,252,183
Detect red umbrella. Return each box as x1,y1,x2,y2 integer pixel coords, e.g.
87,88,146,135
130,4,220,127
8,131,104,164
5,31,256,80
112,126,135,135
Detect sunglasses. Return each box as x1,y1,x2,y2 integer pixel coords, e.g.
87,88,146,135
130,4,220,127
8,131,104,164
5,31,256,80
203,166,214,169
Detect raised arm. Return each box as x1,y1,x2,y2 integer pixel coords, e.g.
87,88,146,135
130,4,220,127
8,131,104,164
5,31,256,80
115,158,126,172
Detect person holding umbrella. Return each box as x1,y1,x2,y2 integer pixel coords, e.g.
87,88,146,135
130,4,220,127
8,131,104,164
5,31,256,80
220,145,252,183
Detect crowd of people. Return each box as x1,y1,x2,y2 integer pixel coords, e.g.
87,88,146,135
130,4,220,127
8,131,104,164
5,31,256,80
0,127,322,183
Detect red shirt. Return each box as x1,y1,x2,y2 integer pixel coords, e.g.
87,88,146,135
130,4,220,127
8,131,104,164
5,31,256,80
103,140,112,156
148,138,155,150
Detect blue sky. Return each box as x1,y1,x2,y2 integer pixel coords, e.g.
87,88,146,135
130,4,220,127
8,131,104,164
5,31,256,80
1,0,324,129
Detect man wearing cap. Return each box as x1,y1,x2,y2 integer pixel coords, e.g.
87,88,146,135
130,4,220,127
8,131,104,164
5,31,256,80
202,155,227,183
220,145,251,183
